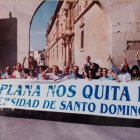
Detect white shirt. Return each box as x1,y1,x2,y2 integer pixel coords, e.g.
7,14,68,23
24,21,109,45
62,74,72,80
1,73,12,79
118,72,131,82
13,70,23,79
45,73,62,81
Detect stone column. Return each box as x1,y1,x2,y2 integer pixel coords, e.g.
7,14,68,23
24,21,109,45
66,39,71,66
61,41,67,66
67,6,71,31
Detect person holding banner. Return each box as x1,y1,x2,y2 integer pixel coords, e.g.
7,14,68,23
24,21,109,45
99,68,116,80
94,67,103,79
86,69,94,80
42,65,62,81
130,65,140,80
12,63,24,79
107,68,118,80
62,66,72,80
1,66,14,79
27,69,38,80
108,55,131,82
71,66,83,79
124,55,140,81
12,57,27,79
37,66,47,80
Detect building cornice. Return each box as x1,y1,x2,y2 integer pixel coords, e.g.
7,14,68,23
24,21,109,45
46,1,63,35
73,1,101,24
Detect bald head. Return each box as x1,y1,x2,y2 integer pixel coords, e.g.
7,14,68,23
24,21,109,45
63,66,70,75
120,63,126,72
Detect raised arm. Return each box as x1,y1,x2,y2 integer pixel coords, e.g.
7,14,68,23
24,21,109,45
107,54,120,75
124,55,131,74
22,57,26,69
41,67,50,79
82,67,88,79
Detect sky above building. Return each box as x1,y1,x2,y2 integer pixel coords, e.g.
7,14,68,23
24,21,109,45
30,0,58,51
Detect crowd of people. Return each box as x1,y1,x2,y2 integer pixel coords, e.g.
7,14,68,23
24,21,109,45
0,53,140,82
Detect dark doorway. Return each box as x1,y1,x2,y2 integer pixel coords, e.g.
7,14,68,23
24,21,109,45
0,17,17,71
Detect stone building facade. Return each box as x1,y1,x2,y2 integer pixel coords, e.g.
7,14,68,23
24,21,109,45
0,0,42,71
46,0,140,70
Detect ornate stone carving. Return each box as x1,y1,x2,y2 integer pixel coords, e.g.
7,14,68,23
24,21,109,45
61,30,75,45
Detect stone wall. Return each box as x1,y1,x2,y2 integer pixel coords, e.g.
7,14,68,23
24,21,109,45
74,0,140,69
46,0,140,70
0,18,17,71
0,0,42,69
74,2,111,68
99,0,140,67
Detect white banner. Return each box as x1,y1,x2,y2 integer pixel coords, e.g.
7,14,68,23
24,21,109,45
0,79,140,119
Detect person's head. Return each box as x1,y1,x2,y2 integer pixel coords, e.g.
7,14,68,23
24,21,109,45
12,65,16,72
5,66,11,75
88,69,94,79
120,63,126,73
63,66,70,75
73,66,79,75
131,65,140,75
102,68,108,77
107,68,113,76
97,67,102,76
29,69,36,78
38,66,44,74
52,65,59,75
85,56,91,62
16,63,22,71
